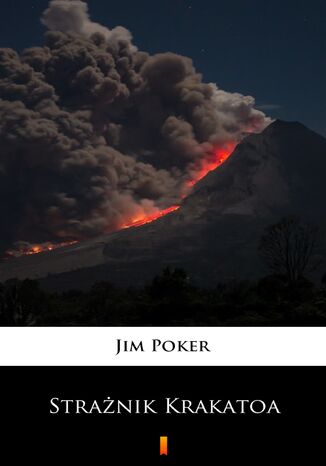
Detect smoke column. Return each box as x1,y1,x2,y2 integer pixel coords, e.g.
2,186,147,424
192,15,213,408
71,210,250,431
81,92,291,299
0,0,271,254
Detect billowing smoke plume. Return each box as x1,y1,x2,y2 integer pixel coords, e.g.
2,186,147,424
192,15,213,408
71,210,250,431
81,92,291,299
0,0,271,251
42,0,134,46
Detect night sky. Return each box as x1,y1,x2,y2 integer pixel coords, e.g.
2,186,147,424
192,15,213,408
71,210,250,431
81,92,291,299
0,0,325,135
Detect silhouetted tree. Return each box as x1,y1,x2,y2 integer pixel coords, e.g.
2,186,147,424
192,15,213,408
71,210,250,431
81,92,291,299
259,217,320,283
0,279,42,325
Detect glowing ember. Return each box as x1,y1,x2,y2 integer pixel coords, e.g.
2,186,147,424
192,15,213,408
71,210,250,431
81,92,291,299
121,205,180,229
5,241,78,258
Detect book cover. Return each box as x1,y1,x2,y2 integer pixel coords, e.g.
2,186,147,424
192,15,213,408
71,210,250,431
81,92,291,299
0,0,325,463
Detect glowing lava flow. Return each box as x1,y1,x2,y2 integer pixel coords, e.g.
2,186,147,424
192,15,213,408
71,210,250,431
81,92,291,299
120,142,236,229
5,241,78,258
121,205,180,230
186,142,237,188
4,142,236,257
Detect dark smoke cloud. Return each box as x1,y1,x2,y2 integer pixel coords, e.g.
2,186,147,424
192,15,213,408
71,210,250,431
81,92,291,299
0,0,271,250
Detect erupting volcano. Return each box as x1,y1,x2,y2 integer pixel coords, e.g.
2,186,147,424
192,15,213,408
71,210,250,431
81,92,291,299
6,142,236,257
0,0,270,260
2,120,326,288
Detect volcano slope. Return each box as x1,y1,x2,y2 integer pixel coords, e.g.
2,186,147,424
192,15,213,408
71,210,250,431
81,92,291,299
1,119,326,290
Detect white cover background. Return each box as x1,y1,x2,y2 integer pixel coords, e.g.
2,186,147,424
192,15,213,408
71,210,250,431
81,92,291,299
0,327,324,366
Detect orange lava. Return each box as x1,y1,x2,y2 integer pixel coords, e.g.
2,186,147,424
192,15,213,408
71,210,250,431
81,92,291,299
187,142,237,188
5,142,237,257
121,205,180,230
120,142,236,229
5,240,78,258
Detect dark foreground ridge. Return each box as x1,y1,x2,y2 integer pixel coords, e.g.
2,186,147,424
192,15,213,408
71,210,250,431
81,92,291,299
1,266,326,326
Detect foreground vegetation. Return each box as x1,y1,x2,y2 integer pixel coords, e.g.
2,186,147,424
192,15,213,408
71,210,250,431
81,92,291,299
0,217,324,326
1,267,326,326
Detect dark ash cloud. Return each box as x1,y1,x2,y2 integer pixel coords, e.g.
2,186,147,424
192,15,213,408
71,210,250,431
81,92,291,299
0,0,270,250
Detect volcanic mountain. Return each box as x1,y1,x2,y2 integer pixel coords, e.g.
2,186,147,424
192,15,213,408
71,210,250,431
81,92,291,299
1,120,326,288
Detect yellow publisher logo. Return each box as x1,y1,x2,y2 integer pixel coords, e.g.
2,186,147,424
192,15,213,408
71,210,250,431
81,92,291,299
160,436,168,456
